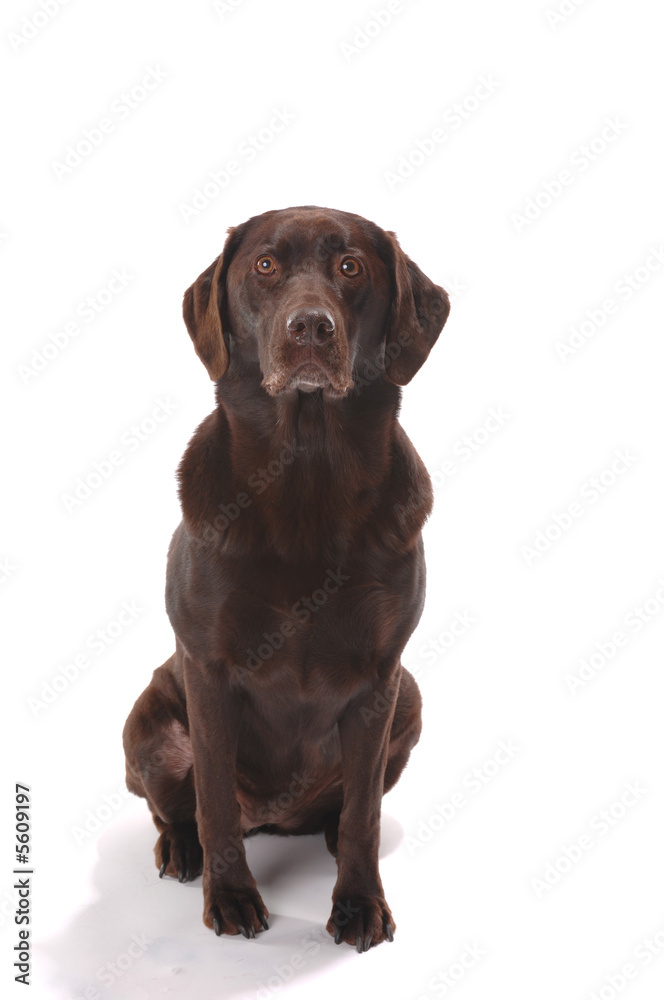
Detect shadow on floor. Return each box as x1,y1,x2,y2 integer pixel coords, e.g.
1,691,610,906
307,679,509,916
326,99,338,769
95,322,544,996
38,810,404,999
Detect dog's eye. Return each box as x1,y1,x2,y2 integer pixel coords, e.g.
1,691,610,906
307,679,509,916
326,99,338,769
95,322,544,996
340,257,362,277
255,255,276,274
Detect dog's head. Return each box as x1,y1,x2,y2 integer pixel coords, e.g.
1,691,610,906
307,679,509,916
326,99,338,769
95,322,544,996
183,206,449,397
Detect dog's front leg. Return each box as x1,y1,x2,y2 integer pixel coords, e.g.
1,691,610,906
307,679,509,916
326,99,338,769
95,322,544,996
183,658,269,938
327,667,401,952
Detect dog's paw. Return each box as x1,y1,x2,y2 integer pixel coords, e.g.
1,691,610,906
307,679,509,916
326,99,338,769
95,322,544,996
203,885,269,939
154,821,203,883
326,895,395,952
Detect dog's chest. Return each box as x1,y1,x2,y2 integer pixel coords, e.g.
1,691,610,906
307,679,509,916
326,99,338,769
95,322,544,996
217,568,405,690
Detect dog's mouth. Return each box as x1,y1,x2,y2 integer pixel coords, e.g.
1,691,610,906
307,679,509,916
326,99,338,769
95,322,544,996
262,361,353,398
288,363,331,393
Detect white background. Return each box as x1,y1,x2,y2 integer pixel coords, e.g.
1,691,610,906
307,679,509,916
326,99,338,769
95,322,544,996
2,1,664,998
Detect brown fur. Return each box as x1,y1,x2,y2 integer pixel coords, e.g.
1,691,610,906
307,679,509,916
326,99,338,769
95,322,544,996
122,206,450,951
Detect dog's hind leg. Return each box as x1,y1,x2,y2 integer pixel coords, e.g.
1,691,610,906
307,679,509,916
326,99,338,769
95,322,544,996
383,666,422,793
123,657,202,881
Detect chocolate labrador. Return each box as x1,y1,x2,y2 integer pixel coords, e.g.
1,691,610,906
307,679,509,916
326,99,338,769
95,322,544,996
123,205,450,952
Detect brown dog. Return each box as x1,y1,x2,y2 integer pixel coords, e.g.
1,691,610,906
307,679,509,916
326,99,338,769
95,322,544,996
123,205,450,952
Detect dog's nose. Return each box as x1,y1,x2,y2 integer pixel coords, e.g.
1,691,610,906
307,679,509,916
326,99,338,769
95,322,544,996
286,309,335,346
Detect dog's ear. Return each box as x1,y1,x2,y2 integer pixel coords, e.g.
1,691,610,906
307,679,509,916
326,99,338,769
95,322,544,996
182,227,239,380
384,231,450,385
